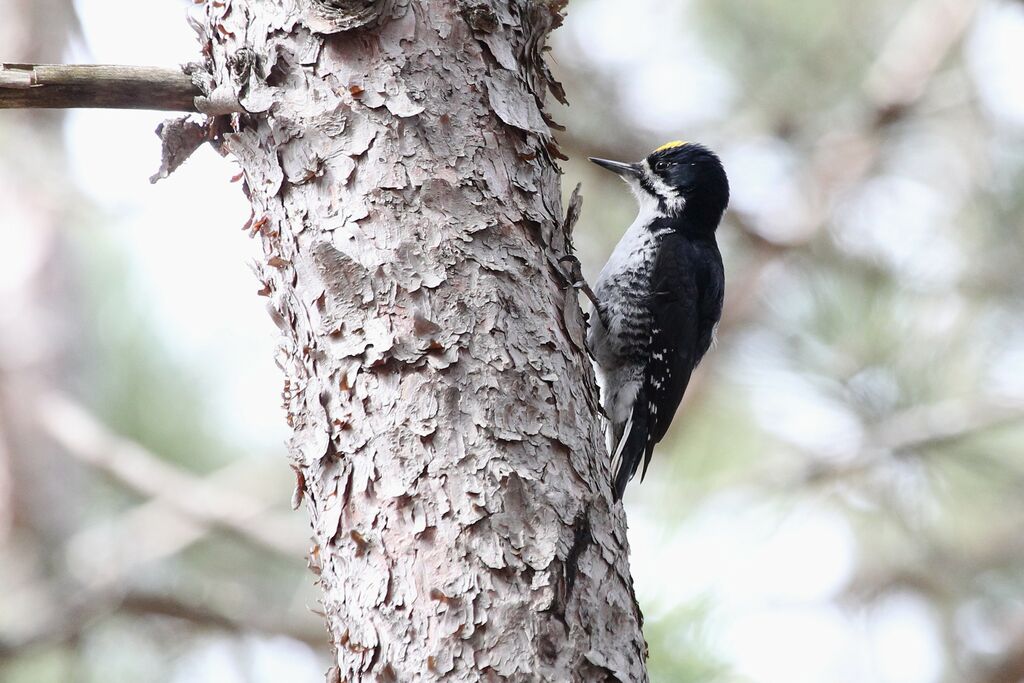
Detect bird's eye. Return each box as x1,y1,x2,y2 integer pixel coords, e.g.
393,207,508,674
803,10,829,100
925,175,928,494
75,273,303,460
654,160,669,172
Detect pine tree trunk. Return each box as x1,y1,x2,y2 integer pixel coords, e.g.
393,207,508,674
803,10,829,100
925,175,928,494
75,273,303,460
200,1,647,679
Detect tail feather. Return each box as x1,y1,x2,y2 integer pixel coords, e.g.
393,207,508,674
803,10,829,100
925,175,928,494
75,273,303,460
611,398,651,502
609,410,634,491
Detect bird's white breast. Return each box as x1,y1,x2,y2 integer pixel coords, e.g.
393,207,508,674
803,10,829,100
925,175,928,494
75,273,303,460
595,190,662,295
589,196,668,426
592,199,667,350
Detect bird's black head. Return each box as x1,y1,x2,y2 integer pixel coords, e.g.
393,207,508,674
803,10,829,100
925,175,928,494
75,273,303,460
590,141,730,234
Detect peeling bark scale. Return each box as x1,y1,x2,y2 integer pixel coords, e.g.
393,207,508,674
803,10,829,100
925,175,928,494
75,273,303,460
199,1,647,680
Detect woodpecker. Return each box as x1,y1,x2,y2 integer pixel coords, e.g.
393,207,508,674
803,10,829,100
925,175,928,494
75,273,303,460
587,141,728,501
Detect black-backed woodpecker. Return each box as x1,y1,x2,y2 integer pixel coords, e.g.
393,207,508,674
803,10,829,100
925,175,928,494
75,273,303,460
588,141,729,501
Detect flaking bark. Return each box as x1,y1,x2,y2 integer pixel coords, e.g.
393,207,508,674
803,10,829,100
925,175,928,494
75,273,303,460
198,0,647,680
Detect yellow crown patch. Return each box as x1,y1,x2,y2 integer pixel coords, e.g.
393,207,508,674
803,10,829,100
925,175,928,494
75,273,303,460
655,140,688,152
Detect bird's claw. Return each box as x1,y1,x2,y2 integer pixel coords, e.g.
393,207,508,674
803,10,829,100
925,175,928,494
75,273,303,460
556,254,586,289
548,251,603,317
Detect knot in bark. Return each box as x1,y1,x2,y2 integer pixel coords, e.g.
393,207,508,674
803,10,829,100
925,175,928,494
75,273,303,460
229,47,256,77
459,1,499,33
306,0,391,33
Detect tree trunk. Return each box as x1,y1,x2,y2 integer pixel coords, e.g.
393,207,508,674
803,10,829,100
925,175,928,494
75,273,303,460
200,1,646,680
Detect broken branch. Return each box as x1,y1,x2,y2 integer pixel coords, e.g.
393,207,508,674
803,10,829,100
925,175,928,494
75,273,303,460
0,63,234,112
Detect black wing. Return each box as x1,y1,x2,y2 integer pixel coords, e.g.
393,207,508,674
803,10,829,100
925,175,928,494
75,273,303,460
611,236,723,500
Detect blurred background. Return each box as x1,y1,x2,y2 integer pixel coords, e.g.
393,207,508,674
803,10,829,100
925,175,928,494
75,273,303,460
1,0,1023,681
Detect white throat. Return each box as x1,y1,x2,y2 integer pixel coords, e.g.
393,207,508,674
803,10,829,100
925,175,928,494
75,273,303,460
626,178,664,224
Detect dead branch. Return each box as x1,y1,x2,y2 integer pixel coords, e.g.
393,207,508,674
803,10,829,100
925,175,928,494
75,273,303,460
0,63,200,110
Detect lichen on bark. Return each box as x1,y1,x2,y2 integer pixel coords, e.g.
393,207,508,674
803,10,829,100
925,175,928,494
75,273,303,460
198,0,647,679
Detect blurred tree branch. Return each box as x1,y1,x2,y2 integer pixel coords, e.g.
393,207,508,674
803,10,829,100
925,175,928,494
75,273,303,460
29,389,302,558
798,397,1024,486
974,632,1024,683
63,457,305,589
0,584,324,658
846,517,1024,604
117,590,324,646
874,398,1024,453
843,518,1024,683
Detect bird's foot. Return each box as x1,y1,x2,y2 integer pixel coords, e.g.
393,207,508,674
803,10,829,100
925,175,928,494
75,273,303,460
547,251,609,334
555,254,602,311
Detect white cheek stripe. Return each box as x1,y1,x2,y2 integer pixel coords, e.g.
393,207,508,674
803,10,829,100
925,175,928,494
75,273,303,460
641,160,685,213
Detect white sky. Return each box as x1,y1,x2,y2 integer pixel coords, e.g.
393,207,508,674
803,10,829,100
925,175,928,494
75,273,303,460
69,1,288,456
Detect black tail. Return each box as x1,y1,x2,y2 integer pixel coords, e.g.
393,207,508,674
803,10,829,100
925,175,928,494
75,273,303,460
611,397,652,502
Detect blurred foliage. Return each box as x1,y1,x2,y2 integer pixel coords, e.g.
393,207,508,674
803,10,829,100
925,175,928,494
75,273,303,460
70,225,234,474
645,600,731,683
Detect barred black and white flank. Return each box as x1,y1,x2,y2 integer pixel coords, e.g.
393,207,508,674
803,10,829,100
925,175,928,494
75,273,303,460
587,141,729,501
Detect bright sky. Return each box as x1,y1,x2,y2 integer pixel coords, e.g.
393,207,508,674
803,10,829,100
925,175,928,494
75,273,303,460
64,0,1024,681
69,1,287,457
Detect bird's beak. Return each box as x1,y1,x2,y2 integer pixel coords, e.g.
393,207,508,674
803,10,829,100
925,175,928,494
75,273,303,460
589,157,641,179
